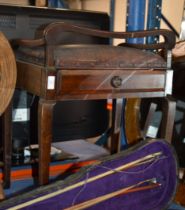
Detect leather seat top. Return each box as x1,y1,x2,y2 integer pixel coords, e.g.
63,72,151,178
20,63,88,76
15,44,166,70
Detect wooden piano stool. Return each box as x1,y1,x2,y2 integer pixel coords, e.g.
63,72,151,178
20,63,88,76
4,22,176,186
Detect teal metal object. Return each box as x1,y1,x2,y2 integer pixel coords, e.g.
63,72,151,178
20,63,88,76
147,0,179,40
126,0,146,43
109,0,115,44
48,0,69,8
95,129,111,146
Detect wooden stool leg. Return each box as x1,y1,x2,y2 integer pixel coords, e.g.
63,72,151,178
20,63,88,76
160,96,176,143
110,98,124,154
0,181,5,200
38,99,56,185
2,102,12,189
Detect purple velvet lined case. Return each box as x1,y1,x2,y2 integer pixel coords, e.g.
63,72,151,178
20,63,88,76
0,139,178,210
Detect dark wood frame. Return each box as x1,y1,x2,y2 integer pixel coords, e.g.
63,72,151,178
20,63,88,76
0,4,110,188
9,22,177,185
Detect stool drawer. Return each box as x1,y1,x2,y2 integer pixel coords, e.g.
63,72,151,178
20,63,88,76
57,69,166,100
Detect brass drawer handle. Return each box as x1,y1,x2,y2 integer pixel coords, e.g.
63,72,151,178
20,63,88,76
111,76,122,88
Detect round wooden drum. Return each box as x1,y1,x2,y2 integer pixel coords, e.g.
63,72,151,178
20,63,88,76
0,32,16,115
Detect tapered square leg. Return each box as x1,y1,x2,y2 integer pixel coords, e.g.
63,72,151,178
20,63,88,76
160,96,176,143
38,99,56,185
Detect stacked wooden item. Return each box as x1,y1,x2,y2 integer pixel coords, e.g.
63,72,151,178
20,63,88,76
0,32,16,199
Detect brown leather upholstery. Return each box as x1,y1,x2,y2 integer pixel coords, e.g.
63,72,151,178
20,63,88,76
16,45,166,70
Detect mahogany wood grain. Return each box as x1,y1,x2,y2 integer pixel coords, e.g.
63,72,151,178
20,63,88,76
43,22,175,50
160,96,176,143
16,62,43,96
16,61,58,100
14,61,174,184
57,70,165,98
38,99,56,185
11,22,176,186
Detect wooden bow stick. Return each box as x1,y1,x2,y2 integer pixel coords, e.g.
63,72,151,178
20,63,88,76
8,152,162,210
64,179,161,210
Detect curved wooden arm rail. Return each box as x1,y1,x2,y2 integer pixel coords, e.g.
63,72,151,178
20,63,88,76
44,22,175,49
12,21,175,50
0,32,16,115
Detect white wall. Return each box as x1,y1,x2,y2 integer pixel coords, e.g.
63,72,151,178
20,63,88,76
0,0,29,5
161,0,184,34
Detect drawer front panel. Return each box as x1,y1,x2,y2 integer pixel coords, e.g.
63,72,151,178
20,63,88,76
57,69,166,100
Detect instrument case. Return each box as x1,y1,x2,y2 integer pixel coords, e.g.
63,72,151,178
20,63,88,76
0,139,178,210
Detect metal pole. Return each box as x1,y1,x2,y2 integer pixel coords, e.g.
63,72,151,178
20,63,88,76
48,0,69,8
146,0,162,44
109,0,116,44
147,0,179,39
126,0,146,43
